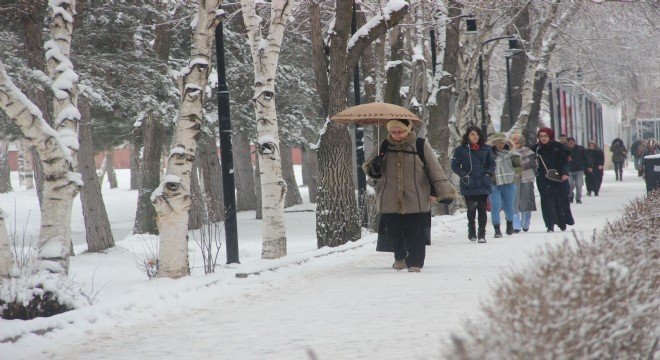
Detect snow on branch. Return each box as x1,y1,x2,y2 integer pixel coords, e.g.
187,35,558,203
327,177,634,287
347,0,409,50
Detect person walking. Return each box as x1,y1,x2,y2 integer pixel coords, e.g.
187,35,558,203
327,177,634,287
451,126,496,243
639,139,660,178
584,140,604,197
364,119,456,273
630,137,643,175
510,133,537,233
530,128,575,232
610,138,627,181
566,137,588,204
487,132,522,238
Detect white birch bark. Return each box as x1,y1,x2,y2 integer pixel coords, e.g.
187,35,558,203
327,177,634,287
240,0,296,259
0,208,11,278
20,140,35,189
153,0,222,278
0,1,81,274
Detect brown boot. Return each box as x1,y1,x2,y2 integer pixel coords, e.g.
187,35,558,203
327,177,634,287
408,267,421,273
392,259,406,270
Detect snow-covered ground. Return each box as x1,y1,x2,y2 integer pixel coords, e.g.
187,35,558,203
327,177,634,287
0,165,648,360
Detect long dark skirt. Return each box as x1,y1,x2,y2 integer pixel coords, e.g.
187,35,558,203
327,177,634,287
585,170,603,194
536,177,575,229
376,212,429,268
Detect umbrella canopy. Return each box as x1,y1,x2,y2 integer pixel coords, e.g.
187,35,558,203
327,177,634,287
330,102,422,126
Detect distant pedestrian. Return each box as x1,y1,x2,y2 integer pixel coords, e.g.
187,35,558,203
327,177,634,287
585,140,604,196
530,128,575,232
631,137,643,174
610,138,627,181
510,133,537,233
451,126,496,243
364,119,456,273
566,137,587,204
639,139,660,178
558,134,568,146
487,132,522,238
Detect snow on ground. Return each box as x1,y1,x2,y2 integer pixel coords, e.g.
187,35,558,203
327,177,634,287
0,165,648,360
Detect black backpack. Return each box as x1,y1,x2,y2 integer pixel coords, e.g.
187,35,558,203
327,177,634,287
378,137,436,196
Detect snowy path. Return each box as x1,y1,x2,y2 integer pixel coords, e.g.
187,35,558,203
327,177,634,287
6,169,647,360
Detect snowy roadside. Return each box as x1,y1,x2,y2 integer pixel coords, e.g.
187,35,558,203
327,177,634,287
0,166,650,359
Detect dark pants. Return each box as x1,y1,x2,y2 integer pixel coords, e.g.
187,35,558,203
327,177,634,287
613,161,624,180
377,213,428,268
536,178,575,229
585,169,603,194
464,194,488,231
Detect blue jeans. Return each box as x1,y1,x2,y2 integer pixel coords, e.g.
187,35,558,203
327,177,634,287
514,211,531,230
489,183,516,225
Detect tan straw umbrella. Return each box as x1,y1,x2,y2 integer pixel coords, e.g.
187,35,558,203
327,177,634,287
330,102,422,126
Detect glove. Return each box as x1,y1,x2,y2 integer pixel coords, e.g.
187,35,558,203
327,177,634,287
438,198,454,206
370,156,384,174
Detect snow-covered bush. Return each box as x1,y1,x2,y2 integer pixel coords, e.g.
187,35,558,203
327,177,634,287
0,243,92,320
444,190,660,359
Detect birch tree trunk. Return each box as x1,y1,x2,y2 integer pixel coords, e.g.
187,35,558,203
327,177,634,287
153,0,222,278
0,209,11,278
240,0,296,259
0,1,81,274
0,140,11,193
20,140,35,189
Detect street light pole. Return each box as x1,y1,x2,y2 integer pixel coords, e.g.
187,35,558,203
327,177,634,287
477,35,516,137
351,1,367,227
215,21,239,264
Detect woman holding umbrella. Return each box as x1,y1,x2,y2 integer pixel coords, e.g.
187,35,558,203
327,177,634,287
363,119,456,273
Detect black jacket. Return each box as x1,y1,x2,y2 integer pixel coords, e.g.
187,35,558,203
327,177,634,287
586,148,604,169
530,141,570,178
567,144,588,172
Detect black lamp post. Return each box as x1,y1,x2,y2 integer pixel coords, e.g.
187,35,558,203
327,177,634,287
351,1,367,227
477,35,517,136
505,40,524,129
215,21,239,264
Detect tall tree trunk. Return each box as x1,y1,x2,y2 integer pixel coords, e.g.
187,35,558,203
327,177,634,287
188,156,205,230
383,26,405,105
281,143,302,208
0,209,11,278
20,1,49,204
500,4,530,133
233,130,257,211
129,128,142,190
301,145,318,203
310,0,408,248
78,100,115,252
20,140,35,189
153,0,222,278
0,140,12,193
199,132,223,223
104,149,117,189
254,154,263,219
133,113,163,235
241,0,296,259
